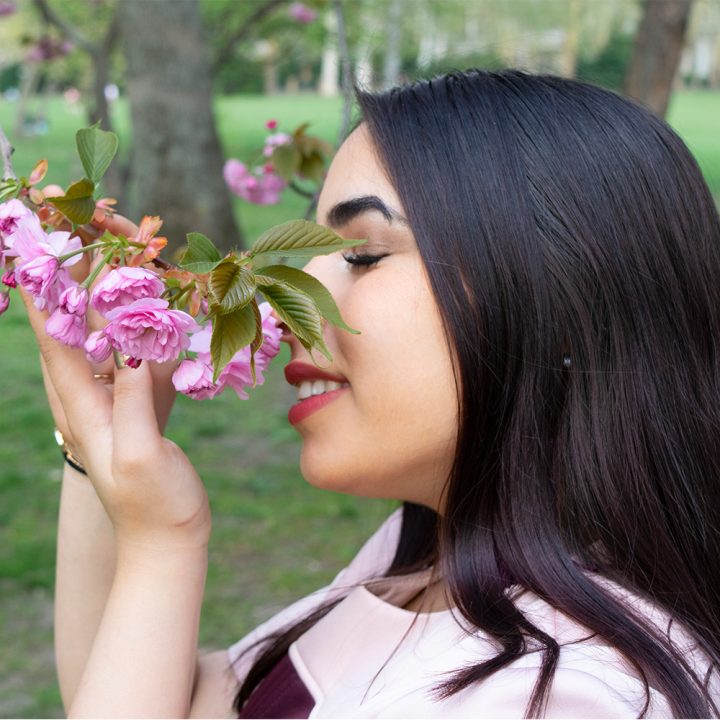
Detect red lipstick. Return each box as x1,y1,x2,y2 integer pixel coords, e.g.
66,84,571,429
284,361,349,425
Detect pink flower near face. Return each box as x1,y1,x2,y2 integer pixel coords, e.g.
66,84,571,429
59,284,89,316
45,308,88,348
223,160,287,206
181,302,281,400
172,359,217,400
104,298,199,363
288,2,317,23
84,330,113,363
91,266,165,316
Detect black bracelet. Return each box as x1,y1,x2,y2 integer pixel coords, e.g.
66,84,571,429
54,428,88,476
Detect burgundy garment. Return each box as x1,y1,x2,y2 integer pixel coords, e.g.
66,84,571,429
238,652,314,719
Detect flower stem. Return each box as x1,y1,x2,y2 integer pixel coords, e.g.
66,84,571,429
57,241,107,264
81,248,115,289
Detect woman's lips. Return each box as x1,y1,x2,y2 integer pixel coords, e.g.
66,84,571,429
284,360,348,385
288,387,348,425
284,361,350,425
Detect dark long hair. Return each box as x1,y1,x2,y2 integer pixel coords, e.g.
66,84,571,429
234,70,720,717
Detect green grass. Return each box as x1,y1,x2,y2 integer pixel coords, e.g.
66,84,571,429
0,90,717,717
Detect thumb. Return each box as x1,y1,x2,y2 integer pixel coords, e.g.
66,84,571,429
112,361,161,459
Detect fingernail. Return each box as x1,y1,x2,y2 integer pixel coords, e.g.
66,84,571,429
113,351,129,369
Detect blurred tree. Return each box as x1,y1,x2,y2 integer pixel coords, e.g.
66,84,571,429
625,0,694,117
32,0,123,198
117,0,241,253
33,0,118,132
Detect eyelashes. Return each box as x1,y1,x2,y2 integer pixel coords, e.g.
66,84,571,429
341,252,389,268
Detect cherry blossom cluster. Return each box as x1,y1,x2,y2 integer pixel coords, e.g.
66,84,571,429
223,120,292,206
0,200,281,401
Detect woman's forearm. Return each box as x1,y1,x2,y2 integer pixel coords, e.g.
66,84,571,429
68,542,208,718
55,464,117,710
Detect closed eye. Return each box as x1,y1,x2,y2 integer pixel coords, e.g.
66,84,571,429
342,253,388,268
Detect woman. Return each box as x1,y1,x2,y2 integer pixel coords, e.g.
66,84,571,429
21,69,720,717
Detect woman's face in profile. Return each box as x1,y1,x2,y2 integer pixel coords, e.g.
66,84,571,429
282,124,458,510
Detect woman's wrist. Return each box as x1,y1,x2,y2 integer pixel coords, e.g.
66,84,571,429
54,428,88,476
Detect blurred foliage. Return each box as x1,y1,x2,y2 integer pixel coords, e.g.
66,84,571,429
577,29,635,91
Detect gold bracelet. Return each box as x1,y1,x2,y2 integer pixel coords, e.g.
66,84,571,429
53,428,88,476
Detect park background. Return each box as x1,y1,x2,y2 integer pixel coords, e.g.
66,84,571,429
0,0,717,715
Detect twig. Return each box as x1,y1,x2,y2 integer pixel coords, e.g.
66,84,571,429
33,0,96,54
0,125,17,181
289,180,316,199
212,0,287,75
334,0,355,146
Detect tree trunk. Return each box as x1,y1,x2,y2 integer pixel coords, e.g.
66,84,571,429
117,0,242,253
624,0,694,118
382,0,403,89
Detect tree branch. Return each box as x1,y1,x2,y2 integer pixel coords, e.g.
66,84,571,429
33,0,97,54
334,0,355,146
0,125,17,181
211,0,288,75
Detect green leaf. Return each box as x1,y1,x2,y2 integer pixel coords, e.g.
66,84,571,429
249,219,365,258
210,303,257,381
76,125,119,184
271,144,301,181
259,279,331,361
249,299,263,385
0,179,19,200
208,260,257,314
179,232,223,273
48,178,96,224
255,265,359,334
298,151,325,184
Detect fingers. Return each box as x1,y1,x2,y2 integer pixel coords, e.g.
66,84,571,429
147,360,178,433
112,362,162,462
18,285,111,426
92,211,139,239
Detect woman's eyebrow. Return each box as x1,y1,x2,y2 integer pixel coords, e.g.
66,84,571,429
325,195,409,228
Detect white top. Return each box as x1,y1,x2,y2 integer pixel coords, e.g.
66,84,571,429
228,510,714,717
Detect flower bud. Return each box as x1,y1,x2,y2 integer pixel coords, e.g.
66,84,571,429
84,331,112,363
0,292,9,316
59,284,89,316
1,270,16,288
45,308,87,348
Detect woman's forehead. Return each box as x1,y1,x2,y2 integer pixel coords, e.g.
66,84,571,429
316,125,404,226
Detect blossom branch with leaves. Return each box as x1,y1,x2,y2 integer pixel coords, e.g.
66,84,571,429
0,123,361,401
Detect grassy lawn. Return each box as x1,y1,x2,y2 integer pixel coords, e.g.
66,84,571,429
0,90,717,717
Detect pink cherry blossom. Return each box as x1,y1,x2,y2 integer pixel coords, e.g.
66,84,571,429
90,266,165,316
59,284,89,316
45,308,87,348
223,160,287,206
84,330,113,363
172,359,217,400
0,199,31,239
176,303,281,400
103,298,199,364
0,292,8,316
263,132,292,158
16,253,60,298
288,2,317,23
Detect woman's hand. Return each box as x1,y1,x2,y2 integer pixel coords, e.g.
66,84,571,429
40,211,177,460
19,246,210,551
